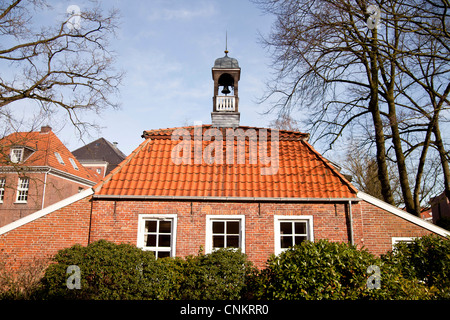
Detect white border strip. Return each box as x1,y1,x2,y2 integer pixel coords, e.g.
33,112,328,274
0,188,94,236
358,191,450,237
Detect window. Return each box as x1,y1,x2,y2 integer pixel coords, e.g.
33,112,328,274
54,152,65,164
0,178,5,203
137,214,177,258
274,215,314,255
205,215,245,253
69,158,79,170
392,237,415,251
10,148,24,163
15,177,29,203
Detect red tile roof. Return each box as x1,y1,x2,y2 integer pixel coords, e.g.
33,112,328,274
94,125,357,199
0,130,101,183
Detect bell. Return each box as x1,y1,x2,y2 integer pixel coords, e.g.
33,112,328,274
221,85,231,95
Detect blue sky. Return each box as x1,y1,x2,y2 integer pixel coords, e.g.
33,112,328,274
53,0,282,155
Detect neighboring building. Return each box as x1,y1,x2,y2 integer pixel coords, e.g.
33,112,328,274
0,51,449,270
72,138,127,178
420,206,433,222
430,191,450,225
0,126,101,227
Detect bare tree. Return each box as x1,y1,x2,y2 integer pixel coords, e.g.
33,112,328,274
0,0,123,137
268,113,300,131
254,0,450,215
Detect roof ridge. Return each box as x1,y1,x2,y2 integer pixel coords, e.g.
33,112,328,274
142,125,310,141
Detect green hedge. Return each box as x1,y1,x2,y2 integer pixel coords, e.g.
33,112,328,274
381,235,450,299
37,240,255,300
11,236,449,300
251,239,437,300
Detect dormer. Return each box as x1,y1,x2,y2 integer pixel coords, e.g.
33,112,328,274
10,146,35,164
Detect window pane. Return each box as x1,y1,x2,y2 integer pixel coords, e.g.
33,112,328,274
294,222,306,235
158,251,170,259
227,235,239,248
280,222,292,235
145,221,157,233
159,234,171,247
159,220,172,233
281,236,293,248
295,236,307,245
227,221,240,234
145,234,157,247
212,221,224,234
213,235,225,248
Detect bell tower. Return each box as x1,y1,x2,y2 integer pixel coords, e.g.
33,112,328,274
211,48,241,128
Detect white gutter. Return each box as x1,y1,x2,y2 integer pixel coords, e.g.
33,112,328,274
41,168,51,210
0,188,94,236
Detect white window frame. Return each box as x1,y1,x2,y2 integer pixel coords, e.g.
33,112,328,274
137,214,177,258
392,237,416,250
10,148,24,163
274,215,314,256
0,178,5,203
15,177,29,203
205,215,245,254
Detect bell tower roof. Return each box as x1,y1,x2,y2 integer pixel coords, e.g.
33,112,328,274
213,52,239,69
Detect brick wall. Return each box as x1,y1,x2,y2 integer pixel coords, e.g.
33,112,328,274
88,200,355,268
355,200,434,255
0,172,92,227
0,197,441,271
0,196,92,270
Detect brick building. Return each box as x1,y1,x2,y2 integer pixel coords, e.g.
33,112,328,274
0,126,101,227
0,52,449,270
72,137,127,178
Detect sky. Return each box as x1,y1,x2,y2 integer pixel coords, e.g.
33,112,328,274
42,0,283,156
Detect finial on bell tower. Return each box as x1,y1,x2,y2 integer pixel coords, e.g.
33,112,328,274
224,31,229,55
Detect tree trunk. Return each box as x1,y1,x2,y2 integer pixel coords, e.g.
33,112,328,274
433,120,450,199
368,28,395,205
387,98,416,214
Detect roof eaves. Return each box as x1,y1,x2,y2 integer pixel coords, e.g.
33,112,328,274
92,194,360,202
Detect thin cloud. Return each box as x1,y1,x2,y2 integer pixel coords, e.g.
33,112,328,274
147,3,216,21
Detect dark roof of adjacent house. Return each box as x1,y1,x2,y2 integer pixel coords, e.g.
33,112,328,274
72,138,127,174
93,125,358,199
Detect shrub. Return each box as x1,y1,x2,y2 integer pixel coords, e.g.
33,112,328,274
381,235,450,299
38,240,255,300
252,240,433,300
39,240,159,299
179,248,256,300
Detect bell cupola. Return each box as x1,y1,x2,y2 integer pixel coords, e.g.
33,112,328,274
211,48,241,128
